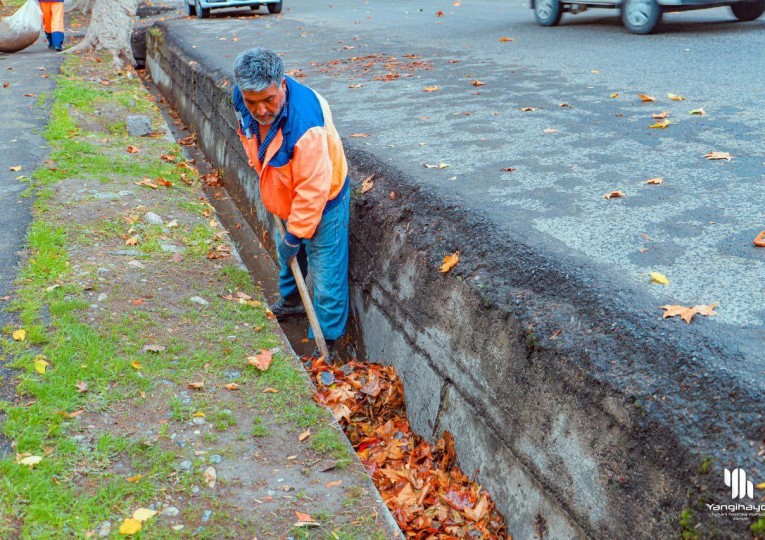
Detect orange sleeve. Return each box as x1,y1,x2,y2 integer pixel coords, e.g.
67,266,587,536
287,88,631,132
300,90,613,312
237,127,257,169
287,126,332,239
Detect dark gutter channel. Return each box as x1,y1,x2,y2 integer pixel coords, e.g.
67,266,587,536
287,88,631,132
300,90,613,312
145,24,762,539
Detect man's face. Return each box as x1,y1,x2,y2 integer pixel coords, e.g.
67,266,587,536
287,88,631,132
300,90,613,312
241,79,287,126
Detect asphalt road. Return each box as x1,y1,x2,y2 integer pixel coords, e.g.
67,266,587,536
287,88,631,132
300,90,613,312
168,0,764,361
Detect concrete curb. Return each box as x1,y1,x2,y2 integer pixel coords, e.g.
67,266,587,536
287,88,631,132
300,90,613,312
145,22,762,539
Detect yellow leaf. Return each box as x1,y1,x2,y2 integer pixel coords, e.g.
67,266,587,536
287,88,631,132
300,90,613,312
130,361,142,370
652,110,669,119
668,93,686,101
498,37,513,42
610,93,619,98
18,455,42,467
34,357,50,375
132,508,157,522
360,173,375,194
471,80,485,87
125,236,139,246
689,108,705,115
693,302,718,317
438,163,450,169
603,191,625,200
247,349,273,371
756,482,765,490
12,329,26,341
645,177,663,185
126,474,143,483
638,94,656,102
193,412,205,418
118,518,142,535
650,272,670,285
9,165,22,172
440,251,460,273
648,120,670,129
423,86,439,92
299,429,311,442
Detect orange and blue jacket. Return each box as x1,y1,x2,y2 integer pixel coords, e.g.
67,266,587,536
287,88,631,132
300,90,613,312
233,77,348,242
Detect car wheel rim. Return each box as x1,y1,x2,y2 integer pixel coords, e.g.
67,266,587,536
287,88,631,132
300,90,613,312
626,0,653,26
536,0,555,19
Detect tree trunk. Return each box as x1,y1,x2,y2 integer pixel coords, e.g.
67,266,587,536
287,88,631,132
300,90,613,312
68,0,97,15
66,0,139,68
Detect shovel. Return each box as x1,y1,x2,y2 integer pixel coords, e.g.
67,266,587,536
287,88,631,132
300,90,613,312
274,219,330,360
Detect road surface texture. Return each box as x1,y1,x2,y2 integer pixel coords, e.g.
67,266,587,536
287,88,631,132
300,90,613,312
145,1,764,537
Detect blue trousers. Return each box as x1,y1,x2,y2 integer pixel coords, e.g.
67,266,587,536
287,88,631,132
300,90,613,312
278,186,349,341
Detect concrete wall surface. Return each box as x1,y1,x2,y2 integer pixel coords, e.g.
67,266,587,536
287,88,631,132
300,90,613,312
146,24,763,540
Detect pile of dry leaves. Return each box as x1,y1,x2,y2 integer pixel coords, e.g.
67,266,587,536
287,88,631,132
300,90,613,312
303,357,508,539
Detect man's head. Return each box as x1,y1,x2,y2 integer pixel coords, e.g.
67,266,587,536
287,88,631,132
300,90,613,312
233,48,287,126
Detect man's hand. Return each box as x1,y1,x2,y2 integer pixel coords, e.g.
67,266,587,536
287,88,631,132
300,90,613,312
278,236,301,263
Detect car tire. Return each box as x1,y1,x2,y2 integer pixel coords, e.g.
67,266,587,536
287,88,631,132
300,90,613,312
196,0,211,18
267,1,283,14
730,0,765,20
534,0,563,26
186,0,196,16
622,0,661,33
250,3,261,10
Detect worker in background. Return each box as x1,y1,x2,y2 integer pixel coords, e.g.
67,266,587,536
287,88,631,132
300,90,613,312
231,48,350,360
39,0,64,51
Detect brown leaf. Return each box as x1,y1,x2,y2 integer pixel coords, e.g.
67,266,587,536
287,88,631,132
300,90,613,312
360,173,375,194
224,383,240,391
127,145,140,154
661,303,717,324
518,107,539,112
134,178,158,190
57,410,84,418
498,37,514,42
125,236,139,246
9,165,22,172
160,154,176,162
298,429,311,442
668,93,686,101
247,349,273,371
754,231,765,247
638,94,656,102
143,344,165,353
501,167,517,172
188,382,205,390
156,177,173,188
423,86,440,92
440,251,459,273
23,93,36,97
348,83,364,88
436,10,445,16
471,80,485,87
76,381,89,393
652,111,669,119
263,387,279,393
350,133,370,138
603,191,625,200
645,177,663,185
326,480,343,488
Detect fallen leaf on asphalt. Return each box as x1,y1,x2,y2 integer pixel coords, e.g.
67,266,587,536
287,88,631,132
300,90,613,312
298,429,311,442
423,86,439,92
348,83,364,88
326,480,343,488
133,508,157,522
518,107,539,112
360,173,375,194
652,111,669,119
501,167,517,172
9,165,22,172
440,251,460,273
610,93,619,98
76,381,89,393
757,482,765,489
126,145,140,154
118,518,142,535
350,133,370,138
2,83,9,88
754,232,765,247
543,128,559,133
224,383,240,391
12,329,26,341
247,349,273,371
650,272,670,285
143,344,165,353
559,102,572,108
638,94,656,102
471,80,485,87
704,152,732,160
204,466,217,488
645,177,663,185
498,36,513,42
188,382,205,390
126,474,143,483
668,93,686,101
23,93,36,97
661,303,718,324
689,108,706,115
648,120,670,129
436,10,445,16
34,357,50,375
603,191,625,199
17,455,42,467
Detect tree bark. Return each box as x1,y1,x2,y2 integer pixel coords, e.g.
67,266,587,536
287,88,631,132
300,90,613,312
68,0,97,15
66,0,140,68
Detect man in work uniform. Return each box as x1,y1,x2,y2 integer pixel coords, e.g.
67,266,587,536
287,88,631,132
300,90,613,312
38,0,64,51
232,48,350,358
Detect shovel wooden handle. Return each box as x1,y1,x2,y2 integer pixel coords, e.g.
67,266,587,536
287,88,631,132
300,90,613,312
274,219,330,359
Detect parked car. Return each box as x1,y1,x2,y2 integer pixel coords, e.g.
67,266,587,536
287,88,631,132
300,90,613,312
186,0,282,19
531,0,765,33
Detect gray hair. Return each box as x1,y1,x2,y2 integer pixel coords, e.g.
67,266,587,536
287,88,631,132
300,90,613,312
233,48,285,92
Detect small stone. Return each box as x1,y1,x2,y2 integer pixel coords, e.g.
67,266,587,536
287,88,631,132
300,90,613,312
202,510,212,523
190,296,209,306
162,506,180,517
128,260,145,269
110,250,144,257
172,525,184,531
209,454,222,464
118,190,134,197
224,370,241,380
160,243,186,254
126,115,154,137
178,460,193,471
191,486,200,494
97,293,108,302
192,417,205,425
96,521,111,538
97,267,111,274
144,212,163,225
176,439,187,448
93,192,121,200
